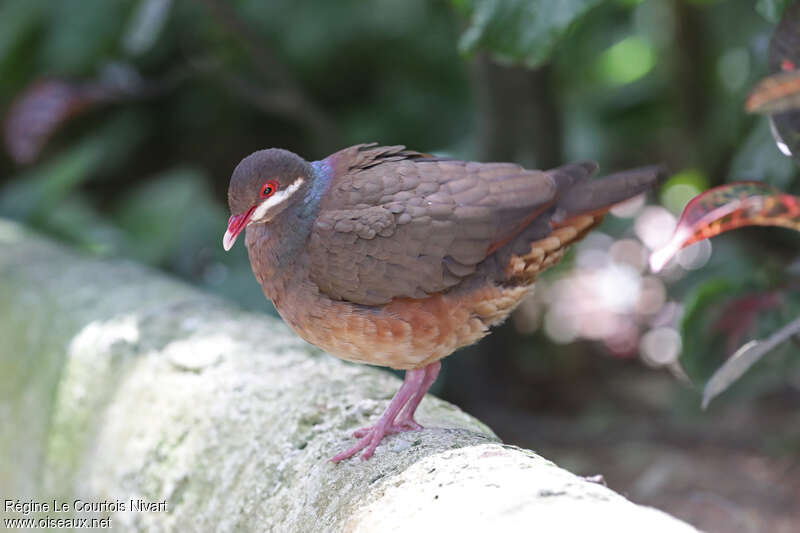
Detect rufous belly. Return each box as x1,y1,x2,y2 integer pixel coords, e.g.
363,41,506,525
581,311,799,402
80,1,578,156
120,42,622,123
276,214,600,370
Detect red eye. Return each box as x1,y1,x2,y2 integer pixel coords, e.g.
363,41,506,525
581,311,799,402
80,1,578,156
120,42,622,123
260,179,279,198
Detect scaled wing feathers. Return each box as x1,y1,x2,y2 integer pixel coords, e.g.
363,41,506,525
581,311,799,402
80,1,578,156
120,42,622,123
308,145,569,305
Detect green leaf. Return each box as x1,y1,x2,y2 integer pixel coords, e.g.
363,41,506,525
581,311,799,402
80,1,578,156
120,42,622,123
681,280,800,388
38,0,130,75
34,193,129,256
123,0,173,57
0,0,45,101
0,111,147,222
456,0,603,67
702,315,800,408
0,138,106,222
755,0,792,23
0,0,44,67
681,279,741,385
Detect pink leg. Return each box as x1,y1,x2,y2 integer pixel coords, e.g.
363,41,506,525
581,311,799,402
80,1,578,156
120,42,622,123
393,361,441,430
351,361,440,437
332,363,437,462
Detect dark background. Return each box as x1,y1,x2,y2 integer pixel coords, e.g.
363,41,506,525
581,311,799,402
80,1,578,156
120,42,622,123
1,1,798,530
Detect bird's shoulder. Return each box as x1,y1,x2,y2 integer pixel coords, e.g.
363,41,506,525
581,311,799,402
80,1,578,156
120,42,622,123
320,143,548,212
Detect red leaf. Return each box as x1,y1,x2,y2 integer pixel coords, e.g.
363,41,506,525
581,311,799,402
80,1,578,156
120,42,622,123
3,79,120,164
745,69,800,114
712,291,782,355
650,182,800,272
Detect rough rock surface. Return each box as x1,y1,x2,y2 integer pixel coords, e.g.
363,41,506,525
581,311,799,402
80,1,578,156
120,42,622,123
0,219,698,532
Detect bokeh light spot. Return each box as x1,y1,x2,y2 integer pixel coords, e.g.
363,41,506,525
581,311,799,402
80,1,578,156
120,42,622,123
640,327,682,366
595,264,642,313
596,36,656,86
610,238,648,272
635,206,677,251
636,276,667,316
677,239,712,270
660,168,708,214
717,47,750,92
610,193,646,218
544,305,580,344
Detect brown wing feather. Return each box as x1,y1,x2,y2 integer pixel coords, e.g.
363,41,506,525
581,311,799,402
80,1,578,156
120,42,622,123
307,145,567,305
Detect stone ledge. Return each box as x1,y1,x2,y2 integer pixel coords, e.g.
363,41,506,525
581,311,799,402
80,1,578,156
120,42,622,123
0,219,697,532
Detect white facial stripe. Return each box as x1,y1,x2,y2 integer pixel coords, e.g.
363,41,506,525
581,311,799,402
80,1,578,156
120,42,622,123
249,177,305,222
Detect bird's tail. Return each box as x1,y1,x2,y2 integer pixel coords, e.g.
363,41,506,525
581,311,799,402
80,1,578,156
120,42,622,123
552,163,666,217
503,163,666,284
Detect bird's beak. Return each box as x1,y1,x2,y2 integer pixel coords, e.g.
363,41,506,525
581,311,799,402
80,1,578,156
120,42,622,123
223,206,256,251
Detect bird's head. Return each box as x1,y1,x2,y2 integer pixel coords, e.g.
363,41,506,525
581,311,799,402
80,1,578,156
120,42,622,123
223,148,312,251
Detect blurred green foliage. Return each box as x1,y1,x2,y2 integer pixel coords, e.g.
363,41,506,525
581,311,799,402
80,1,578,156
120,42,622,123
455,0,603,66
0,0,798,408
756,0,793,22
681,279,800,383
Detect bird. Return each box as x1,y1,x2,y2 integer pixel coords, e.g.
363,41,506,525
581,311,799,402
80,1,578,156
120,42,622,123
223,143,663,462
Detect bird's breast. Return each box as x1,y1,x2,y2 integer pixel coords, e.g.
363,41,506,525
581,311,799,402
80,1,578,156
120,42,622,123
265,270,531,370
253,213,601,371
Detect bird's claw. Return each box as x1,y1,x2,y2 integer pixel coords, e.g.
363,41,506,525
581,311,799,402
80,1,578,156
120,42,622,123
332,420,424,463
331,425,387,462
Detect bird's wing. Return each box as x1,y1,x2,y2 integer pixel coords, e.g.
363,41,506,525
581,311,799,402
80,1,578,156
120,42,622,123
307,144,594,305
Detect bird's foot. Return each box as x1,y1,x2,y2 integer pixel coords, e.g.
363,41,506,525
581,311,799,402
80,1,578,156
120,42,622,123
352,419,422,438
331,362,441,463
332,424,394,462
